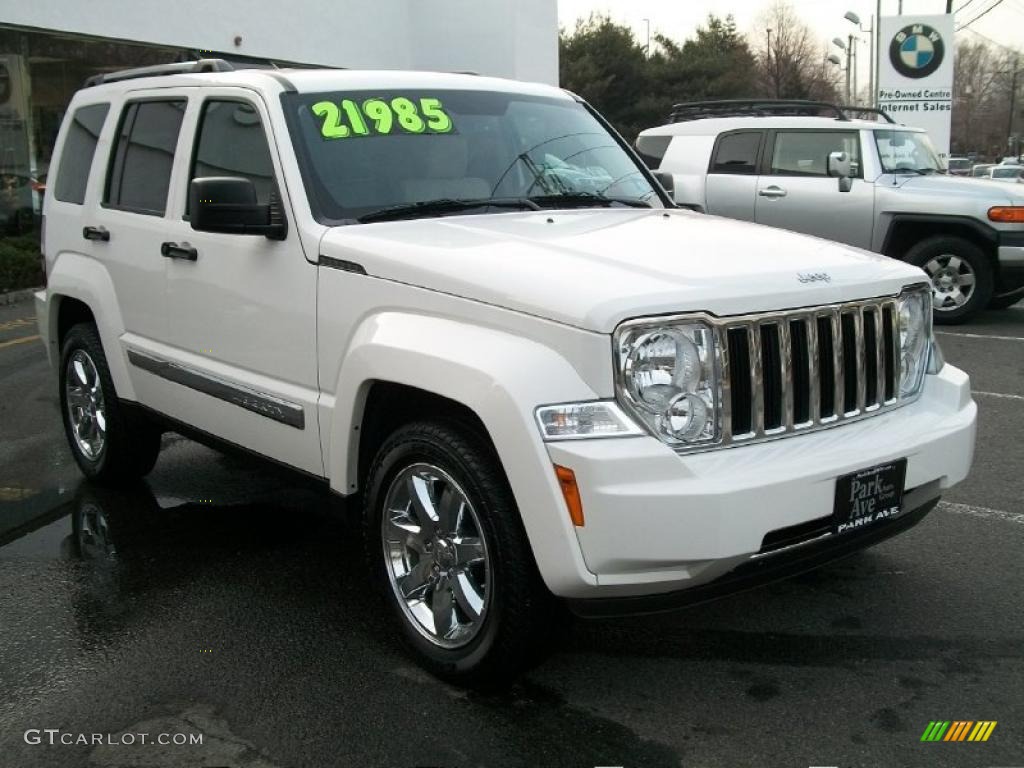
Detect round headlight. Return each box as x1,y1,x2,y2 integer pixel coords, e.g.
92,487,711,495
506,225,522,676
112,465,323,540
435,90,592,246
625,330,701,413
662,392,710,440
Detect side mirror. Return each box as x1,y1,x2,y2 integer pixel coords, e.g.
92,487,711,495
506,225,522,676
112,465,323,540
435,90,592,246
652,171,675,197
189,177,287,239
828,151,853,192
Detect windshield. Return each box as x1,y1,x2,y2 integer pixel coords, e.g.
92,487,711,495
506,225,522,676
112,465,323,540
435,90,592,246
992,167,1022,179
874,130,942,174
948,158,970,170
283,89,661,223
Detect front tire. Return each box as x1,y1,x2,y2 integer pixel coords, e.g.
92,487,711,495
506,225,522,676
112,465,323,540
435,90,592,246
59,323,162,483
363,420,553,687
904,235,993,324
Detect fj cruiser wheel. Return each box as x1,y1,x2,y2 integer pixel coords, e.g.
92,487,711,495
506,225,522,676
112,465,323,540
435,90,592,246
904,236,993,324
59,323,162,483
363,420,553,687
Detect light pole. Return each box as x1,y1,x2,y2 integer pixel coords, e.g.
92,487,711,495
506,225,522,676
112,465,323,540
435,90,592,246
642,18,651,57
833,37,850,102
845,11,874,106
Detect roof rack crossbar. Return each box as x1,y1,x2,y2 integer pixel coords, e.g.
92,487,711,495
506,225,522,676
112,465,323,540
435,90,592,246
84,58,235,88
838,104,897,124
668,99,850,123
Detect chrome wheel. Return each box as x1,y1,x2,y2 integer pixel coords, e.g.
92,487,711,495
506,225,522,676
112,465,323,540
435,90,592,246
65,349,107,460
925,254,976,311
381,463,490,649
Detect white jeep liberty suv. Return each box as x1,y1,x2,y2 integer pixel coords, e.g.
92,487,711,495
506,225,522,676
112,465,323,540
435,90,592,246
37,60,977,685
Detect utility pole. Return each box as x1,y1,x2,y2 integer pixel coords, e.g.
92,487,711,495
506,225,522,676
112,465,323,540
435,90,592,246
876,0,882,106
1010,59,1020,158
946,0,953,12
847,34,854,102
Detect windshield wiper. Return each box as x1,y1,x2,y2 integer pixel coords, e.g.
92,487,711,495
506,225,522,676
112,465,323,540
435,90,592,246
528,192,652,209
358,197,540,224
890,167,929,175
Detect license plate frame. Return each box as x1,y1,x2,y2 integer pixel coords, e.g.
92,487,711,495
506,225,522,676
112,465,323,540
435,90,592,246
833,459,907,535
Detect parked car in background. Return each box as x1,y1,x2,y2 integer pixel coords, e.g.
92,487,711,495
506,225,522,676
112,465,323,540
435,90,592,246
972,163,996,178
638,100,1024,321
990,165,1024,183
947,156,972,176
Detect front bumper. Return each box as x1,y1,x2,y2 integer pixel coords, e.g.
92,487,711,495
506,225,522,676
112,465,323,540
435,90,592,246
544,363,976,601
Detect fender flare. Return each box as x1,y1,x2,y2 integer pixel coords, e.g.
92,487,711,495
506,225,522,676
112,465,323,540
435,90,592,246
327,311,602,593
45,252,135,400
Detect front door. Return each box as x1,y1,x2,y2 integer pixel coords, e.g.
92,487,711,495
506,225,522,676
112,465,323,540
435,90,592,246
754,129,875,249
153,90,322,475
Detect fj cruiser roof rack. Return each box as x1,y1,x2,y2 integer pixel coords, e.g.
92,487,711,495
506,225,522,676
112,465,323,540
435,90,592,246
669,99,850,123
83,58,236,88
838,105,897,124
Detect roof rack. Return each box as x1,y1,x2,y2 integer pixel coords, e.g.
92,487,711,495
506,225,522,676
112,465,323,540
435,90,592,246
838,104,897,124
84,58,235,88
669,99,849,123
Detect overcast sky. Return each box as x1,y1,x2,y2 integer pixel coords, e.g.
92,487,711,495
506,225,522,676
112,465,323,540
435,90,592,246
558,0,1024,82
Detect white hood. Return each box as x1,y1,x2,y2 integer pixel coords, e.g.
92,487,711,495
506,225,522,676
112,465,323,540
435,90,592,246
319,209,927,333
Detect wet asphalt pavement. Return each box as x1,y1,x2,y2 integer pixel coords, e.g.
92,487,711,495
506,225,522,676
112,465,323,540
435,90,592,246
0,295,1022,768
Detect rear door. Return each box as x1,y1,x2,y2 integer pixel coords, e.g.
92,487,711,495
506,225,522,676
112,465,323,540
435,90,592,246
91,91,190,346
704,130,764,221
754,129,874,249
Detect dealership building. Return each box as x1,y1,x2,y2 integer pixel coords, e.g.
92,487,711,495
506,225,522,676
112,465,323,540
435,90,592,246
0,0,557,232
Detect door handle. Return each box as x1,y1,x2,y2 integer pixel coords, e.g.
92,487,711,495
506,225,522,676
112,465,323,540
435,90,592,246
758,186,788,199
160,241,198,261
82,226,110,242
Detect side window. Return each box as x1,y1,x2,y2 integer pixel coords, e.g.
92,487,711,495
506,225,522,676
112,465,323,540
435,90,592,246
54,103,110,204
105,99,187,215
770,131,862,178
635,135,672,169
710,132,762,175
188,100,276,212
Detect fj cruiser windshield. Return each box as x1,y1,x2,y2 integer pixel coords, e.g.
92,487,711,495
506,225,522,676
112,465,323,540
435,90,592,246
874,130,943,174
283,90,661,223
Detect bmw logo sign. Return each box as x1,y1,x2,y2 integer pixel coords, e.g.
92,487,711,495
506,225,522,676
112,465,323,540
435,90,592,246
890,24,945,79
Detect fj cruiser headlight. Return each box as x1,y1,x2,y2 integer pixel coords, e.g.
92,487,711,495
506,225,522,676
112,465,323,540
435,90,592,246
615,321,720,447
897,286,932,398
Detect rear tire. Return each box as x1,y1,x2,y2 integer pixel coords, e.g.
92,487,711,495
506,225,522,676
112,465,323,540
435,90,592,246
59,323,162,484
904,235,993,324
362,420,554,687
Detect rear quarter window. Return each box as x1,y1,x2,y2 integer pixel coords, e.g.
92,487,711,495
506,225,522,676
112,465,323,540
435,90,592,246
635,135,672,169
54,103,110,204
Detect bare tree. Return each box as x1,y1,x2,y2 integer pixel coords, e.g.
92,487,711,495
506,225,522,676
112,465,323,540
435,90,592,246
751,1,842,102
952,39,1021,158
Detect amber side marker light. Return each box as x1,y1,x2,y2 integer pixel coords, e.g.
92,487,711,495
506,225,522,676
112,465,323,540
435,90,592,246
988,206,1024,223
554,464,584,527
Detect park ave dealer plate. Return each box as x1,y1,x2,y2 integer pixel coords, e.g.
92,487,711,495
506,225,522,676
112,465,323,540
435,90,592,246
833,459,907,534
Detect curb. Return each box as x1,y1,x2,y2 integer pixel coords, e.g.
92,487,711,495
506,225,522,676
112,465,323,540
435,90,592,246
0,287,43,306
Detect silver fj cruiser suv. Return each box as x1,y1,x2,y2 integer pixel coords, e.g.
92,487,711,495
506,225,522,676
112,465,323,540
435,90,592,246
638,100,1024,322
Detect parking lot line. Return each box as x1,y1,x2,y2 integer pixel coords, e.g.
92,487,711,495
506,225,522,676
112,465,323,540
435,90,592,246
974,390,1024,402
0,334,39,351
938,501,1024,526
936,331,1024,342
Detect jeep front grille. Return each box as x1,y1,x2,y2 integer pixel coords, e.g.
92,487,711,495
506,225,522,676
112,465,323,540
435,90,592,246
719,297,900,443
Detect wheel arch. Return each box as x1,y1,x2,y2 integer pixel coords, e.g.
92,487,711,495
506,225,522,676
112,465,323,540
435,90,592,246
880,214,998,265
46,252,135,400
324,311,601,595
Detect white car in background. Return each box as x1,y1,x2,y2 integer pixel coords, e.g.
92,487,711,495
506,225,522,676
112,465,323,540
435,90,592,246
990,165,1024,184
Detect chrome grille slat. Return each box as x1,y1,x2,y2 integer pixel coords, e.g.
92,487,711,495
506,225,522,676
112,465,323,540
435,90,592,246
831,309,844,419
719,296,908,452
779,320,794,431
873,305,886,409
806,316,820,425
853,309,866,414
750,322,765,437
